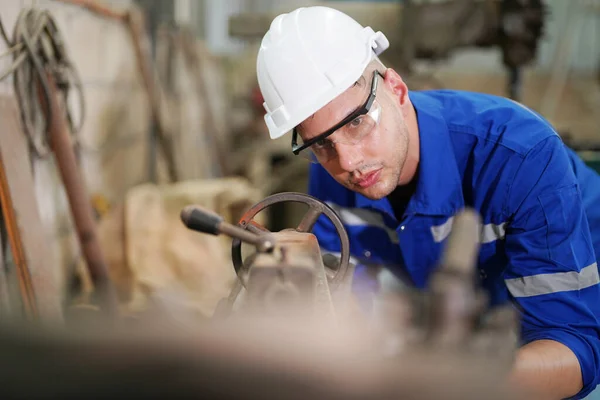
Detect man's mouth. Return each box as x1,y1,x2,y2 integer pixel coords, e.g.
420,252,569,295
353,169,382,189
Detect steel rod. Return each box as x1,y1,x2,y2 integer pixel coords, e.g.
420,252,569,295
39,72,119,317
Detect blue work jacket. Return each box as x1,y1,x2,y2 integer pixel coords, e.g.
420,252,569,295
308,90,600,398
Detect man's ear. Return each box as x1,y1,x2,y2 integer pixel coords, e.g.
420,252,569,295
383,68,409,106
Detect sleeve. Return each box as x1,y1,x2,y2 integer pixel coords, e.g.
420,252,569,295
503,135,600,398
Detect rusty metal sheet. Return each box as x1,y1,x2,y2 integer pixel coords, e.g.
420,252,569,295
0,96,63,322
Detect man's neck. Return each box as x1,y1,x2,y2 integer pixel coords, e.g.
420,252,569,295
398,103,420,185
387,172,419,221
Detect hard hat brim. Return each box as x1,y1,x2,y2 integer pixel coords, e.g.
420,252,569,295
265,64,368,140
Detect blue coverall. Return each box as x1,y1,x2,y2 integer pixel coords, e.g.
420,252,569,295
308,90,600,399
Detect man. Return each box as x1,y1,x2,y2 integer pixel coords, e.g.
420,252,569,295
255,6,600,399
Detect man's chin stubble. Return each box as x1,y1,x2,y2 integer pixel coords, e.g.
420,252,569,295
358,181,394,200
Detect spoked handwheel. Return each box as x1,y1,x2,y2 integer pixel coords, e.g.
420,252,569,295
231,192,351,290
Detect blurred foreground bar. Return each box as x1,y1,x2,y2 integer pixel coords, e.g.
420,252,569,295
0,316,526,400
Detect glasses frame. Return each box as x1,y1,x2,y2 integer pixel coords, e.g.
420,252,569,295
291,70,385,156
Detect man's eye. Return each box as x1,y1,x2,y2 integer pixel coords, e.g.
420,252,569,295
312,139,326,148
349,116,363,128
313,139,332,150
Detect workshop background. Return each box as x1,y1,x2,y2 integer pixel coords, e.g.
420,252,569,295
0,0,598,398
0,0,598,320
0,2,599,396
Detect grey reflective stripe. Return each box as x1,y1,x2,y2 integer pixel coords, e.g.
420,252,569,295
480,222,507,244
506,263,600,298
326,204,507,245
431,217,454,243
326,202,399,243
431,217,506,244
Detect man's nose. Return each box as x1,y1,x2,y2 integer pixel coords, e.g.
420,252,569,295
335,141,363,172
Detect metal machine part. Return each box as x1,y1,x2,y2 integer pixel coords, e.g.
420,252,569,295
238,230,339,320
399,0,547,100
181,193,353,319
229,1,548,100
424,209,519,367
498,0,547,100
180,205,276,253
231,192,351,290
0,200,526,399
181,195,519,372
425,208,485,348
368,209,519,369
498,0,547,69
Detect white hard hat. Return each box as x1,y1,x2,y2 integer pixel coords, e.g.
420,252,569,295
256,6,389,140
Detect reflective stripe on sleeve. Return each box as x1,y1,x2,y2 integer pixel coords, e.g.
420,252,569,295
505,263,600,298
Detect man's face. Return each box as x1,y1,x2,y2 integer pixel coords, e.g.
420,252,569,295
298,71,409,200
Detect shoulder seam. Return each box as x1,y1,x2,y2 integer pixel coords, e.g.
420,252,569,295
447,123,558,157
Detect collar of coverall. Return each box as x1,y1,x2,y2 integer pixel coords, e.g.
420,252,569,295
355,91,465,218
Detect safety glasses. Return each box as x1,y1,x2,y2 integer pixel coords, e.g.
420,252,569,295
291,70,384,163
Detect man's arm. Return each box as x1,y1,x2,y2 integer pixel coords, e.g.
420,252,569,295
502,135,600,399
510,340,583,399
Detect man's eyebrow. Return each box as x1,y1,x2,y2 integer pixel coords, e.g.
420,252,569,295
329,80,364,122
299,81,366,138
337,97,366,124
344,105,362,119
308,105,363,143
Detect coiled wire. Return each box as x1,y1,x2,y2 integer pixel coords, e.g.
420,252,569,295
0,8,85,159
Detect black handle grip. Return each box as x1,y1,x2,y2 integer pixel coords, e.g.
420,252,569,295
180,205,223,236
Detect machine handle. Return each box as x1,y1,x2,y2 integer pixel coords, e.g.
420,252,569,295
181,205,275,253
181,205,223,236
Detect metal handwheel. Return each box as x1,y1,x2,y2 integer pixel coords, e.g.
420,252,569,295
231,192,351,289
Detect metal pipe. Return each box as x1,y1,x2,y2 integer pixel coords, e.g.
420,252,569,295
180,204,275,253
426,209,482,347
39,73,119,317
218,223,274,253
508,66,522,101
54,0,126,20
126,7,179,183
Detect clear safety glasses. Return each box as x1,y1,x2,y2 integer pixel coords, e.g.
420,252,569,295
291,70,384,164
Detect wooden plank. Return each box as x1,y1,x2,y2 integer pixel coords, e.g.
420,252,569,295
0,96,63,322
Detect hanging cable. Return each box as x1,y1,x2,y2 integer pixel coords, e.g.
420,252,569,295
0,7,119,317
0,8,85,159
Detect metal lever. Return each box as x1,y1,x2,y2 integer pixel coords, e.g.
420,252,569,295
426,208,483,347
180,205,275,253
